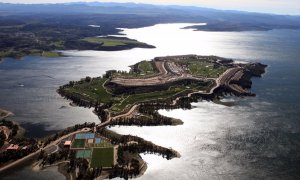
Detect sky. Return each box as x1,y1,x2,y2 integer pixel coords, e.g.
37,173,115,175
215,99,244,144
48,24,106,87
1,0,300,15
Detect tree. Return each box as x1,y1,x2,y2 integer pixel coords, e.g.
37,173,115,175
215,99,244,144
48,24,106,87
85,76,92,82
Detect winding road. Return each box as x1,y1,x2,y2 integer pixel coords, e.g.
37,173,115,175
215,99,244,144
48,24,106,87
0,128,91,173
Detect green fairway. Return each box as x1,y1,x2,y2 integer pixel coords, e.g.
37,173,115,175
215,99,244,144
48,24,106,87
72,139,86,148
112,61,157,79
90,147,114,168
76,150,92,158
138,61,155,74
187,61,227,78
63,78,113,103
111,85,206,113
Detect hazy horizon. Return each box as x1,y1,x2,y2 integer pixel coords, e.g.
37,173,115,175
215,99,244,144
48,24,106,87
0,0,300,15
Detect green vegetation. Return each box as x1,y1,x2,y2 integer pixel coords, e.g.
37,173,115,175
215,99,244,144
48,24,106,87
111,84,208,113
111,88,183,112
92,141,114,148
59,58,221,114
60,59,216,113
63,78,113,104
0,49,28,59
72,139,86,148
138,61,155,74
90,147,114,168
0,49,62,60
0,15,154,60
76,150,92,158
62,75,210,114
41,51,61,57
82,37,144,47
186,60,227,78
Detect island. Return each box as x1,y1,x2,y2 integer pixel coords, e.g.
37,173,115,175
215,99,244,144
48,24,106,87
0,55,267,179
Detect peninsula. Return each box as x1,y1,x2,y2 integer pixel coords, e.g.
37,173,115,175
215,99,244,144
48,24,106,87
0,55,267,179
54,55,265,178
58,55,267,119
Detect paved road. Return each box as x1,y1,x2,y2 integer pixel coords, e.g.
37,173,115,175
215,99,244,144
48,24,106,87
171,67,245,105
44,144,59,154
96,105,139,129
111,60,209,87
0,128,91,173
111,105,138,120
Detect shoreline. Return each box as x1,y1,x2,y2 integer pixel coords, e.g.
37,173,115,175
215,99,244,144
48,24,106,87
0,108,14,120
0,38,155,61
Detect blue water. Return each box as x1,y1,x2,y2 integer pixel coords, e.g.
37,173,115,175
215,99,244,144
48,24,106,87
0,25,300,179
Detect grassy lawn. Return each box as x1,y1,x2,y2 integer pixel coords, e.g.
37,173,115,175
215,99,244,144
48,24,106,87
90,147,114,168
72,139,86,149
187,61,227,78
63,78,114,104
138,61,155,74
87,139,114,148
111,82,213,113
92,141,114,148
82,37,142,47
112,61,157,79
63,79,212,114
111,85,204,113
76,150,92,158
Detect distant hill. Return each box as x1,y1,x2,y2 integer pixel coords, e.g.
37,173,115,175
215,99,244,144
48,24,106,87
0,1,300,60
0,2,299,31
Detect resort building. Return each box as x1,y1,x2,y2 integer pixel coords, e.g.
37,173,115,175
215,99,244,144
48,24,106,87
64,140,72,147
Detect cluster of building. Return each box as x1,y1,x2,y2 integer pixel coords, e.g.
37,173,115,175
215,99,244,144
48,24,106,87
0,125,32,152
1,143,33,152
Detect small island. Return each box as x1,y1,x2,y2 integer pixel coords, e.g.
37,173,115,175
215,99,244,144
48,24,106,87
0,55,267,179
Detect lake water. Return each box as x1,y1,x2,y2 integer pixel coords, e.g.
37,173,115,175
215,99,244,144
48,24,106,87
1,23,300,179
